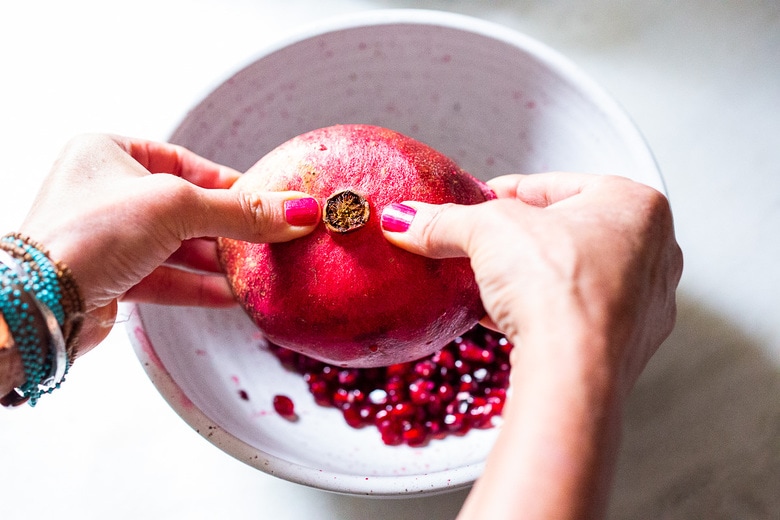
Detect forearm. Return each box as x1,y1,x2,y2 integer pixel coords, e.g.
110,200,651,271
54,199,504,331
459,329,623,520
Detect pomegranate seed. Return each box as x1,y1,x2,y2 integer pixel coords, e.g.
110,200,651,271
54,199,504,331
409,379,435,405
443,412,466,432
332,388,350,409
386,362,412,378
413,359,436,377
373,408,390,424
338,369,359,386
266,324,513,446
348,388,365,404
458,340,495,364
424,419,443,438
436,383,456,403
306,377,331,406
377,417,402,446
402,423,428,446
390,402,415,419
342,404,364,428
272,394,296,419
431,349,455,369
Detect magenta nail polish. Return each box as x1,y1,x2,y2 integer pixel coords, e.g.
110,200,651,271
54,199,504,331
381,203,416,233
284,197,319,226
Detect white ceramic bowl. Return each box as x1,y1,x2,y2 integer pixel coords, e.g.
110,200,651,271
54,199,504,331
127,9,663,497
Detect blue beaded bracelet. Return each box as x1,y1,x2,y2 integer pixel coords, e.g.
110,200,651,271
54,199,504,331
0,235,66,324
0,252,67,406
1,233,85,360
0,232,84,406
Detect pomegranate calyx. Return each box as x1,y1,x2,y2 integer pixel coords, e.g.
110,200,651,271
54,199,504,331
323,189,370,233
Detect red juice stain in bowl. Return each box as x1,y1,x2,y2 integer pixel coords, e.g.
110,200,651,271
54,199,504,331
268,324,513,447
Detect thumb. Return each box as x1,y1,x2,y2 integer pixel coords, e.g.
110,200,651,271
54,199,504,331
380,201,480,259
185,187,321,243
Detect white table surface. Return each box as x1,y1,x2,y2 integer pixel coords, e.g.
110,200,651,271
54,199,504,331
1,1,778,518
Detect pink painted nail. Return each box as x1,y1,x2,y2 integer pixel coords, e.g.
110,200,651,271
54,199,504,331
284,197,319,226
381,203,416,233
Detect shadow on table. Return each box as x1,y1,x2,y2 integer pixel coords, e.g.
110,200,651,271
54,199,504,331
607,293,780,519
314,292,779,520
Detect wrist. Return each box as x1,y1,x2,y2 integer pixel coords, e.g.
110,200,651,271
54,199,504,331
462,326,623,520
508,287,630,403
508,320,622,436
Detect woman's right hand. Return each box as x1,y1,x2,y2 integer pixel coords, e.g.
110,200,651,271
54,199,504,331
382,172,683,519
381,172,683,398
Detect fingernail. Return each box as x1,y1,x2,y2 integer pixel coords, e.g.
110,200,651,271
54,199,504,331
284,197,320,226
381,203,416,233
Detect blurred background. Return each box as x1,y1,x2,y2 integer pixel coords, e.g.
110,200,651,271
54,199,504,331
1,1,778,518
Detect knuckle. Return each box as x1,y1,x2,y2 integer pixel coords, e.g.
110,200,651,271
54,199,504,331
58,134,111,165
640,185,675,232
127,175,202,241
64,132,107,149
237,191,276,236
415,203,455,254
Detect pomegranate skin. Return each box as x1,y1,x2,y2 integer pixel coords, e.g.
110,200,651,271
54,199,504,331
218,124,495,367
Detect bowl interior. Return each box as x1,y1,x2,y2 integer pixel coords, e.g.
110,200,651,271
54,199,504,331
129,10,663,497
170,11,662,190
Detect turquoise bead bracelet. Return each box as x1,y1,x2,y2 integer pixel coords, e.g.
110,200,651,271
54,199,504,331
0,235,66,324
0,250,67,406
0,233,83,407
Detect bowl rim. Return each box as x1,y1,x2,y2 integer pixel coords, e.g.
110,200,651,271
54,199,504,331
131,8,663,498
173,8,664,194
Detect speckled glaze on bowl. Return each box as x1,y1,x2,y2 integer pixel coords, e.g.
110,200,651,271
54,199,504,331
127,9,664,497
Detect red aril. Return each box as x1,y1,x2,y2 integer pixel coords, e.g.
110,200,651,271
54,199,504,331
272,394,296,420
219,124,495,367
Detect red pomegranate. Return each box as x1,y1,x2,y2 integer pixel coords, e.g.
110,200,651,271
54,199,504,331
218,124,495,367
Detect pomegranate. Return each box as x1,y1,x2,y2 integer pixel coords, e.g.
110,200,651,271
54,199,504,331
219,124,495,367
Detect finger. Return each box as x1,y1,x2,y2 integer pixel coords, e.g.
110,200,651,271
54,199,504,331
112,135,242,188
380,201,480,259
486,174,532,199
166,238,222,273
180,187,321,244
488,171,595,207
121,266,237,307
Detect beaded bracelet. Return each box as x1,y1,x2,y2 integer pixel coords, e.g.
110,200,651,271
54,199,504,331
0,255,64,406
0,233,84,407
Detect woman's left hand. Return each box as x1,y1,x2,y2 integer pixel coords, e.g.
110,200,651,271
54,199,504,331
18,134,319,351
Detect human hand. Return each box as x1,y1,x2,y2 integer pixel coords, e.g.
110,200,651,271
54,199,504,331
382,172,683,519
18,134,320,353
381,172,683,397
